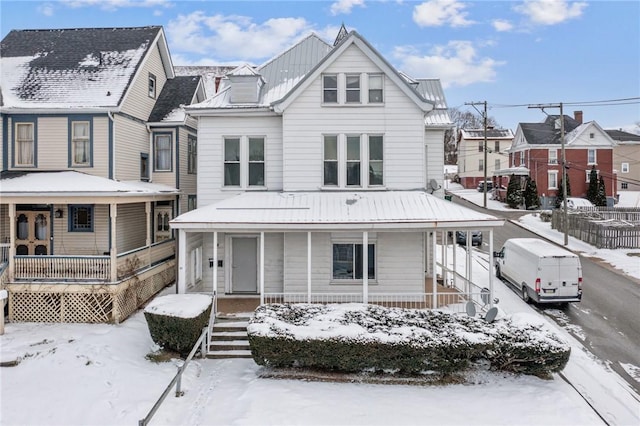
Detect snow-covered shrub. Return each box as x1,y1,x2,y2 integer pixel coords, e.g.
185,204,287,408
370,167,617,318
247,303,570,377
144,294,212,356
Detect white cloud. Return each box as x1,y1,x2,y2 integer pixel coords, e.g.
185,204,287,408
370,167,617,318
413,0,474,28
166,12,313,62
330,0,365,16
515,0,587,26
492,19,513,32
37,3,55,16
392,40,504,88
61,0,172,11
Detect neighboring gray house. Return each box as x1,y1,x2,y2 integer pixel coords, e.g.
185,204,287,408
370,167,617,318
171,28,503,314
0,26,205,323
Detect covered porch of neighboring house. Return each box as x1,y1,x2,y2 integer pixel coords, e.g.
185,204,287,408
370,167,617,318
0,171,179,323
492,166,530,203
170,191,504,319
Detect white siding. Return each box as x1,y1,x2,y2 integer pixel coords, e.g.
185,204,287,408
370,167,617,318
425,129,446,196
282,44,427,191
185,231,203,291
283,232,424,294
196,116,282,206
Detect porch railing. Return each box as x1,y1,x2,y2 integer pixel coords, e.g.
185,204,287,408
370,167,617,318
14,255,110,281
12,239,175,282
262,291,488,314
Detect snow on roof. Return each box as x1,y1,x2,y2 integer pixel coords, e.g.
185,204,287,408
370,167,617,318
171,191,503,230
0,171,179,197
0,27,160,109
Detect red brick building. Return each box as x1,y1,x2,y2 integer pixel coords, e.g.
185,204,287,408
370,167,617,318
507,112,616,208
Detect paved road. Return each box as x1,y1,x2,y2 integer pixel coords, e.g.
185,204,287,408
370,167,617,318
452,195,640,394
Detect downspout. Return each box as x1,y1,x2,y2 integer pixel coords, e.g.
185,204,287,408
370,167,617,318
146,123,153,183
108,111,116,180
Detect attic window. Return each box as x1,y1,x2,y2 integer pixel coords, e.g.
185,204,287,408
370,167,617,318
148,73,157,99
589,133,595,139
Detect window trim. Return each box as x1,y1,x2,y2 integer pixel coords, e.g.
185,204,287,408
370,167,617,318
494,140,500,153
345,74,361,104
153,132,173,172
248,136,265,187
223,135,266,189
68,117,93,167
148,73,157,99
346,134,361,187
331,242,376,282
586,169,600,183
621,162,629,173
187,195,197,211
140,153,150,182
478,158,484,172
322,74,338,104
322,133,384,189
548,148,558,165
323,135,339,187
548,170,558,190
587,148,597,165
367,74,383,104
68,205,94,233
13,119,37,167
187,134,197,174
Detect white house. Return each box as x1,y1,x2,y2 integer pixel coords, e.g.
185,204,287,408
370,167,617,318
171,28,503,314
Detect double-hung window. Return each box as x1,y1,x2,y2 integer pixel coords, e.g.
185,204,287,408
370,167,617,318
368,75,383,103
346,135,361,186
224,136,265,188
494,159,501,171
548,149,558,165
478,159,484,172
15,122,35,166
478,142,483,153
187,135,197,174
494,141,500,153
548,171,558,189
345,74,361,103
585,169,599,183
588,149,597,165
332,243,375,280
621,162,629,173
71,121,91,166
519,151,525,166
154,134,172,171
368,135,383,186
323,74,338,103
323,135,339,186
323,134,384,188
148,73,157,98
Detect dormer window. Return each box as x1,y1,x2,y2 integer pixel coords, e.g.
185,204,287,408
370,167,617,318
148,73,156,98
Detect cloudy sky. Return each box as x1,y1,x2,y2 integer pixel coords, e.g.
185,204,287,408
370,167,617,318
1,0,639,131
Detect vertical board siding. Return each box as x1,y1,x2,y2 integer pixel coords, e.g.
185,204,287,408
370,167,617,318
283,44,427,191
116,204,147,253
197,116,283,206
53,204,109,255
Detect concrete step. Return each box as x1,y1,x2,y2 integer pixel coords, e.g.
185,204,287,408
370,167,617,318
209,340,250,351
206,349,252,359
211,330,249,341
208,316,251,358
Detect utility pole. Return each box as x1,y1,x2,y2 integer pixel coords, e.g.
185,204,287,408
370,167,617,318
465,101,488,208
528,102,568,246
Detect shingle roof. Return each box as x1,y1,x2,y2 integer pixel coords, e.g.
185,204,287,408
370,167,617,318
148,75,201,122
461,129,514,139
605,129,640,142
1,26,161,109
519,115,582,145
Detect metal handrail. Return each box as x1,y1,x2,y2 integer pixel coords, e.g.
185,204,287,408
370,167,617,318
138,326,209,426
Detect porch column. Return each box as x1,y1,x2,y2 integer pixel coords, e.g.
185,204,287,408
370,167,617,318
466,232,472,285
307,231,311,303
362,231,368,304
212,232,218,297
145,201,152,268
260,232,265,305
489,229,494,308
177,229,186,293
442,231,448,286
432,231,437,308
110,203,117,282
8,204,15,281
452,234,458,291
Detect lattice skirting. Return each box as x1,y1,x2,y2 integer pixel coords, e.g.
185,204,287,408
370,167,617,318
7,261,175,324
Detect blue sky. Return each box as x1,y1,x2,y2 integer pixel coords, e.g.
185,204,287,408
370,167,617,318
1,0,639,132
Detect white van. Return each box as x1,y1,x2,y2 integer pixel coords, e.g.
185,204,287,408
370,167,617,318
493,238,582,305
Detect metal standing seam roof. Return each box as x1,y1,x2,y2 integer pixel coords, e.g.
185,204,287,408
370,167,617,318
170,191,503,230
461,129,514,139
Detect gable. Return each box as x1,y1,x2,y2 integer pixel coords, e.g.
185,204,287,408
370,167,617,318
0,26,166,110
565,122,616,148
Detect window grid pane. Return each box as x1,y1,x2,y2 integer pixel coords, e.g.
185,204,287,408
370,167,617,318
346,75,360,103
323,75,338,103
248,137,265,186
16,123,34,166
154,135,171,171
347,136,360,186
369,75,383,103
188,136,197,174
72,121,90,165
369,136,383,186
324,135,338,186
224,138,240,186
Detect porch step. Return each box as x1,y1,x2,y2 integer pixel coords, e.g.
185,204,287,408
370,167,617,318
207,316,253,359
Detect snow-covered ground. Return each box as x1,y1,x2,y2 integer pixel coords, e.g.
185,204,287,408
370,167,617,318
1,186,639,426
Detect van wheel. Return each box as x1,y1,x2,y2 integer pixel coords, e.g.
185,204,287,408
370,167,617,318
495,266,502,279
521,286,531,304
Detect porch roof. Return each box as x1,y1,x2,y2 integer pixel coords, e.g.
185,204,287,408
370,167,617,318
171,190,504,231
0,171,179,202
493,166,530,177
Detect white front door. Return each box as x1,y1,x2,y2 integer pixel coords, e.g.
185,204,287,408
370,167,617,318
231,237,258,293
